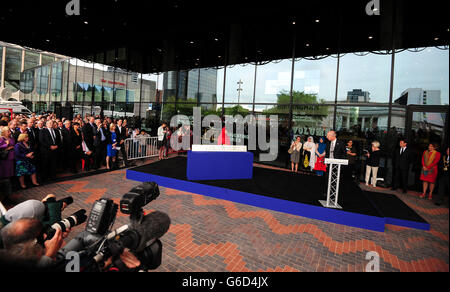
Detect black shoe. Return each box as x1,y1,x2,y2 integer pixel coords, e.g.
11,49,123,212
402,190,407,194
435,202,442,206
391,187,397,191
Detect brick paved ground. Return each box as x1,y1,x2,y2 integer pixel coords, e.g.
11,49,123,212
6,158,449,272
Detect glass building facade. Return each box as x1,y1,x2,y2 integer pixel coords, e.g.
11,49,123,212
5,42,449,189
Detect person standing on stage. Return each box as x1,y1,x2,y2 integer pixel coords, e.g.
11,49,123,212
346,140,358,181
302,136,316,171
289,136,302,173
364,141,381,188
322,131,347,196
392,139,412,194
157,122,168,160
420,143,441,200
314,137,327,176
325,131,347,160
435,147,449,206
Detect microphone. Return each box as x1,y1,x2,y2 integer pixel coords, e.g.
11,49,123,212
130,211,171,252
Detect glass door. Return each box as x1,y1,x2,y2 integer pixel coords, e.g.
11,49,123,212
406,106,448,190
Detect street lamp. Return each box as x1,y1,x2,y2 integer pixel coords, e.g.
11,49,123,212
237,79,243,104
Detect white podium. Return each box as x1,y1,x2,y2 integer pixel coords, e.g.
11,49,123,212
319,158,348,209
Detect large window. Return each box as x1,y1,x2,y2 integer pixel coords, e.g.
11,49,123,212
41,55,55,66
5,47,22,91
0,46,3,84
50,62,63,102
394,47,449,106
224,63,255,104
255,59,292,104
20,70,34,94
24,51,40,70
293,56,338,103
337,52,392,104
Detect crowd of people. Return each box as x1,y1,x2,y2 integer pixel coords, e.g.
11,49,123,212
0,112,136,203
287,133,448,206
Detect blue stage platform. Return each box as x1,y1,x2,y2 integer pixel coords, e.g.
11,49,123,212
126,158,429,232
187,151,253,180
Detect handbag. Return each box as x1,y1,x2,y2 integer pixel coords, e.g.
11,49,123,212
288,148,293,154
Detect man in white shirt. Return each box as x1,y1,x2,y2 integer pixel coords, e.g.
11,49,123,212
157,122,167,160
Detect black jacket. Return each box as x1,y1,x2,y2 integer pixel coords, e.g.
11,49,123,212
326,139,347,160
394,147,412,170
82,123,97,149
115,126,127,143
39,128,60,155
94,126,108,147
61,127,72,151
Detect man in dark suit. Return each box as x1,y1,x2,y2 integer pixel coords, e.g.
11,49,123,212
82,116,97,153
325,131,347,160
392,139,412,193
39,120,61,182
26,119,39,149
322,131,348,196
13,121,29,143
61,120,73,171
94,118,107,169
115,119,129,166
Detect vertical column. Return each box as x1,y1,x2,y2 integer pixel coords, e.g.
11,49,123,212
1,48,6,88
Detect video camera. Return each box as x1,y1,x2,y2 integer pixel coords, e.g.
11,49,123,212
55,182,170,272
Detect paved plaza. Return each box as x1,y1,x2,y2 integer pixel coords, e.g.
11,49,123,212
8,160,449,272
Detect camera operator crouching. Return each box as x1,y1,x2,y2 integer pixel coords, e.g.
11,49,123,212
0,218,69,271
0,195,85,270
1,182,170,272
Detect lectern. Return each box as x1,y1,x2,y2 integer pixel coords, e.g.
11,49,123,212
319,158,348,209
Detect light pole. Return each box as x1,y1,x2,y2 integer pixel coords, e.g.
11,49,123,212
237,79,243,105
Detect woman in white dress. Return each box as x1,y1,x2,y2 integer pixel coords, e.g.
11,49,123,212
302,136,316,171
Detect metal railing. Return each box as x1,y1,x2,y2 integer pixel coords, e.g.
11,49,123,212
125,136,159,160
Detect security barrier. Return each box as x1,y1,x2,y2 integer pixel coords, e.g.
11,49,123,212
125,137,159,160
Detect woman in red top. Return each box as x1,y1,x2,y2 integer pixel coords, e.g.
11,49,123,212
217,126,231,145
420,143,441,200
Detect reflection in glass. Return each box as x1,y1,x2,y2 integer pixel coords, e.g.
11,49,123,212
255,59,292,103
224,64,255,104
293,56,337,103
20,70,34,94
199,68,219,105
5,47,22,91
0,46,3,83
338,52,391,103
36,66,50,97
41,55,55,66
394,47,449,105
292,105,333,138
24,51,40,70
51,62,63,102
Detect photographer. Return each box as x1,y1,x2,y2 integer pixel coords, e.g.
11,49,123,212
0,218,68,271
0,195,69,230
